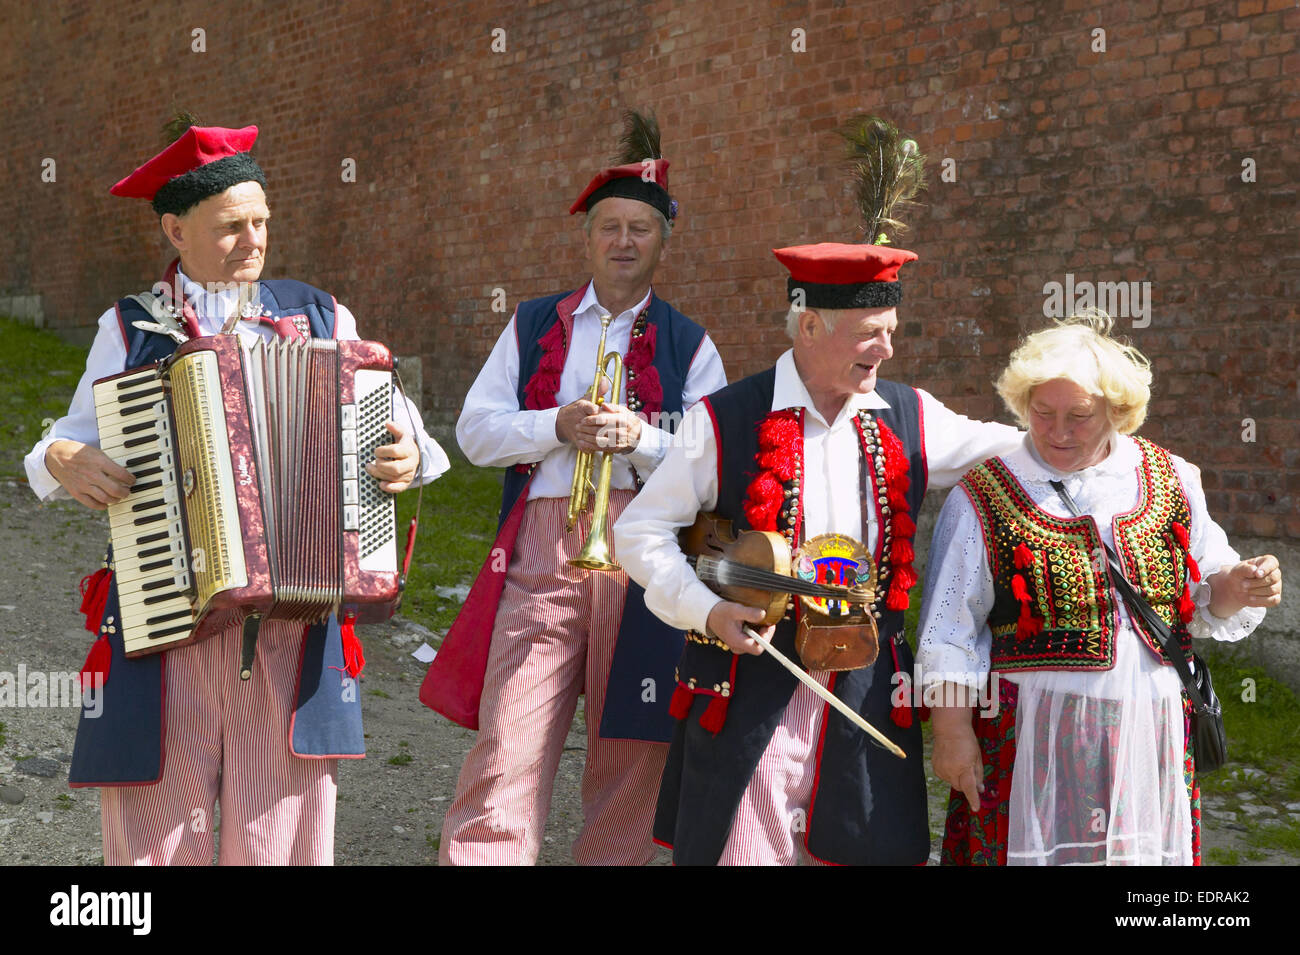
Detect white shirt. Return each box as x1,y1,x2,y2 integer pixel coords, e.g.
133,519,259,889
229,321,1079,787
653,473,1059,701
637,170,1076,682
24,267,450,500
614,349,1025,636
455,281,726,498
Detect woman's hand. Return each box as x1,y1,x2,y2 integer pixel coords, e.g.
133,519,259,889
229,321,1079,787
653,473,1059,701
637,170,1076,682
1208,555,1282,618
930,691,985,810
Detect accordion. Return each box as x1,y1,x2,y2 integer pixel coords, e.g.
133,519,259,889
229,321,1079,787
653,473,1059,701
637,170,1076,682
93,334,401,663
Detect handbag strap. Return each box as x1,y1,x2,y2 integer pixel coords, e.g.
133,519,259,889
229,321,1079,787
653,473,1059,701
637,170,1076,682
1048,479,1209,712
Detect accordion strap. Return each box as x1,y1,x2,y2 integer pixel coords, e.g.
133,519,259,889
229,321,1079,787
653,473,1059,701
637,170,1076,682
394,362,423,593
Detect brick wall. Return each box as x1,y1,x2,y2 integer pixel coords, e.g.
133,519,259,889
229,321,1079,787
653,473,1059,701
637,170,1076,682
1,0,1296,539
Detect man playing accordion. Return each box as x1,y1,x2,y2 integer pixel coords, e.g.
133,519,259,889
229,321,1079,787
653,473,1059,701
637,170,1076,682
25,115,449,865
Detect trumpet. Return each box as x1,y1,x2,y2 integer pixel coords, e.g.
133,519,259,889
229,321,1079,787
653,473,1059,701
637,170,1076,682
567,311,623,572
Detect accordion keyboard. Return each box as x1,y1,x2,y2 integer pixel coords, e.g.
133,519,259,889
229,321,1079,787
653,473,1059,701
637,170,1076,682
93,367,196,652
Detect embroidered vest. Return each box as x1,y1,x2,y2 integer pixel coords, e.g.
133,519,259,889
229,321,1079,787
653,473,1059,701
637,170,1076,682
960,436,1195,672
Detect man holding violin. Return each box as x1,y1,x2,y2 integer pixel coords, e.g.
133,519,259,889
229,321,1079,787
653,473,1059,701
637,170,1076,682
614,241,1022,865
421,112,726,865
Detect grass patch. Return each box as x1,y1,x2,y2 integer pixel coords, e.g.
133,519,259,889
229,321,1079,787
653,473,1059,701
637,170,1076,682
0,720,6,747
388,752,413,766
1206,847,1240,865
1244,819,1300,854
0,316,89,480
1196,647,1300,805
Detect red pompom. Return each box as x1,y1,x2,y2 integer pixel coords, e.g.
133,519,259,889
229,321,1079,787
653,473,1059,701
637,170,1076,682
892,564,919,592
79,633,112,691
885,584,911,612
891,536,915,564
700,694,729,734
1013,543,1034,570
891,512,916,539
341,614,365,679
668,683,693,721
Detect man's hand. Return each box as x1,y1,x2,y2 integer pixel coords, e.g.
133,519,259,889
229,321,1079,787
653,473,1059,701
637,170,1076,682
930,695,984,810
705,601,773,656
1208,555,1282,618
368,422,420,493
556,387,643,454
582,402,642,454
44,439,135,510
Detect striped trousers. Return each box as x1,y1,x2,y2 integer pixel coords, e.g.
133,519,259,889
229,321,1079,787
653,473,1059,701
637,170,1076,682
440,492,667,865
717,672,831,866
100,621,337,865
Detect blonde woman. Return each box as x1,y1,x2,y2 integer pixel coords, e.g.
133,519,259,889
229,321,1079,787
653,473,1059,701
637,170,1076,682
916,311,1281,865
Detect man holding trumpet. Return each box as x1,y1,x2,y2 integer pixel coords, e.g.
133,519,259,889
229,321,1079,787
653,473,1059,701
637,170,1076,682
422,111,726,865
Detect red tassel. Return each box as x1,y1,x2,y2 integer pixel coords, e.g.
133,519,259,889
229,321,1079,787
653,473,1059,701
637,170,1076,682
891,536,915,564
1170,522,1190,550
1169,522,1201,582
700,694,729,734
889,645,913,728
78,567,112,634
79,633,112,691
891,700,913,728
1013,543,1034,570
885,585,911,612
1011,574,1029,603
341,614,365,679
668,683,693,721
1177,582,1196,624
1015,600,1043,640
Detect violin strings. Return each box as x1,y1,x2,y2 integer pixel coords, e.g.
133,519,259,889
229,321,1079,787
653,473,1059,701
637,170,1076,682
699,557,867,602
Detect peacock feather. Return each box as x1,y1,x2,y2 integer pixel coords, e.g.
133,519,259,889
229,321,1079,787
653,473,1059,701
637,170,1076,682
839,115,927,245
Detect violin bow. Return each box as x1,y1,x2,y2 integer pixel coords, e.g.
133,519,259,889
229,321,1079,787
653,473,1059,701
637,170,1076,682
742,625,906,759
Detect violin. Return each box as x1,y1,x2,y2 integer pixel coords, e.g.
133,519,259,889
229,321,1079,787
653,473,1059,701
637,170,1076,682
680,512,880,671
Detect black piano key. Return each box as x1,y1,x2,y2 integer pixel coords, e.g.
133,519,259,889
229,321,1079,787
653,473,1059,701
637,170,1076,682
145,609,192,626
124,452,161,468
132,513,167,527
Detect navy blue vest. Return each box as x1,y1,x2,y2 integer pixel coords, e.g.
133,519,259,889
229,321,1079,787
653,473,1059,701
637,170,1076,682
654,369,932,865
69,279,363,786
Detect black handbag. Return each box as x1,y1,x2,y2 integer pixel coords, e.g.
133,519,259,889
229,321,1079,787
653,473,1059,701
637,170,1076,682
1050,481,1227,774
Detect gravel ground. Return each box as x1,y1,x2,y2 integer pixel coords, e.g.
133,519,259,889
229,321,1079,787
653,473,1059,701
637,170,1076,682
0,478,1292,866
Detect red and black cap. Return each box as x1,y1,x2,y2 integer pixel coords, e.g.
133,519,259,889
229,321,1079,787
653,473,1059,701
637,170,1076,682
773,242,918,309
110,124,266,216
569,158,675,222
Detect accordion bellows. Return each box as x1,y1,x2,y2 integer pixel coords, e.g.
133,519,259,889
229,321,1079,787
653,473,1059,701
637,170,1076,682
93,335,400,657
